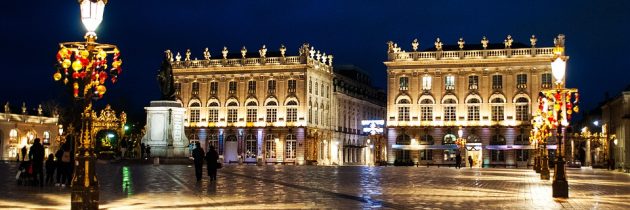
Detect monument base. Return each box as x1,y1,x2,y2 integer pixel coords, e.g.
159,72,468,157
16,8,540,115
142,100,189,158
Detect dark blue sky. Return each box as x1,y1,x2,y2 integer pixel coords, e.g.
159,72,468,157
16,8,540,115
1,0,629,121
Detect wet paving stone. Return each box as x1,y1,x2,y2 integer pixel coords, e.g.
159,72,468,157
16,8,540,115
0,162,629,209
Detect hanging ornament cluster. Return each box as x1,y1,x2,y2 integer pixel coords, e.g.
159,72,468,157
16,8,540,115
54,45,122,99
538,89,580,128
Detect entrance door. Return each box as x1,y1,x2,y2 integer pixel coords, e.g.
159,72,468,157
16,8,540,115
224,135,238,163
467,149,483,168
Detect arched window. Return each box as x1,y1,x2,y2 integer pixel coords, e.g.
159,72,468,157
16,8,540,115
397,96,411,122
189,101,201,123
43,131,51,145
207,134,219,151
466,97,481,121
208,100,219,123
286,100,298,123
286,100,298,106
246,101,257,106
285,134,297,159
265,134,276,158
467,134,481,143
515,97,530,121
490,95,506,121
226,100,239,123
420,134,434,145
442,96,458,121
443,133,457,144
227,102,238,107
419,97,434,121
491,134,506,145
245,134,257,159
396,134,411,145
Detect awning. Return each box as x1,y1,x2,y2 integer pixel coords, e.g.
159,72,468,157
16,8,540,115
485,144,557,150
392,144,458,150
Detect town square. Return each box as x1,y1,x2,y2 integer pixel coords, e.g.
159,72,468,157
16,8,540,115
1,0,629,209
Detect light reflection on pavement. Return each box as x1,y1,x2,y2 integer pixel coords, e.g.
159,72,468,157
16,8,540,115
0,162,629,209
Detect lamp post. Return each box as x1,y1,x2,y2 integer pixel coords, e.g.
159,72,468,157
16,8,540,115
540,34,579,198
52,1,122,209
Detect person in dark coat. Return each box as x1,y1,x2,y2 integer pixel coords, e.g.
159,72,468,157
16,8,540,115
28,138,45,187
455,151,462,169
468,156,473,168
21,146,27,162
54,147,64,186
45,154,55,185
191,142,205,182
206,146,219,181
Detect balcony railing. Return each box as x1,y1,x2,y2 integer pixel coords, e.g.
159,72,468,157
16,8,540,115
388,47,555,61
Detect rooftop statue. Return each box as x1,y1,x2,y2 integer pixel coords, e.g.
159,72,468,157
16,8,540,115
530,35,537,47
259,45,267,58
185,49,191,61
4,102,9,114
412,38,419,52
280,44,286,57
458,38,465,50
157,50,176,100
434,38,443,51
203,48,211,60
481,36,489,49
222,46,228,59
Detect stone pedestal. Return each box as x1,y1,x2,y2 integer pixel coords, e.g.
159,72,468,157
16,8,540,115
142,101,188,157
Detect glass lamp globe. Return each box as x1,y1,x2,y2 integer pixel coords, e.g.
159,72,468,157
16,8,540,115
79,0,107,35
551,57,566,84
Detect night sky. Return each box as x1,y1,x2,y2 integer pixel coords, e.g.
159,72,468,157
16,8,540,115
1,0,629,122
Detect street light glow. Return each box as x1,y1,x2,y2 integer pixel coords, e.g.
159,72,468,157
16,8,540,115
80,0,106,35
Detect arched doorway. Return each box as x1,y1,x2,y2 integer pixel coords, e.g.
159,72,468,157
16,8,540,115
95,130,120,159
224,135,238,163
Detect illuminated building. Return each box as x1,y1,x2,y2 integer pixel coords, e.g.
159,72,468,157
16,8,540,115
601,87,630,172
1,102,60,160
171,44,333,165
384,35,560,166
331,66,386,165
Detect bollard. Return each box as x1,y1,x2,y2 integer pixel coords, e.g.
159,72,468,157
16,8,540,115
153,157,160,165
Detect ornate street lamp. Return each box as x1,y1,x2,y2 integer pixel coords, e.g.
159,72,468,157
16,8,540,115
52,0,122,209
540,34,579,198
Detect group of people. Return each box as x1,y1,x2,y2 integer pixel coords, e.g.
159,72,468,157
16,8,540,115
17,138,73,187
140,143,151,160
191,142,219,182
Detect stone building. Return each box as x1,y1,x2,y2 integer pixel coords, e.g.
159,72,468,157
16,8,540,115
332,65,386,165
384,35,561,167
171,44,333,165
601,86,630,172
1,102,60,161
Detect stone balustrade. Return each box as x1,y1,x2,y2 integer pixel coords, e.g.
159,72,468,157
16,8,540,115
387,47,555,61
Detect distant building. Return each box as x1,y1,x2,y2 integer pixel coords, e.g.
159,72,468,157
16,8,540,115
332,65,386,165
601,86,630,172
1,102,60,161
384,35,560,167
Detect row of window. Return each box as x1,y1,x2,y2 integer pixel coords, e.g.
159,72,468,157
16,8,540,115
398,73,553,91
398,149,530,162
397,97,529,122
180,80,299,97
189,108,298,123
7,129,51,145
395,133,527,145
308,79,330,98
199,134,297,159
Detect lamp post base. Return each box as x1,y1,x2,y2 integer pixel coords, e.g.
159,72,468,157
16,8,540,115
541,155,550,180
534,156,541,173
71,147,99,210
553,158,569,198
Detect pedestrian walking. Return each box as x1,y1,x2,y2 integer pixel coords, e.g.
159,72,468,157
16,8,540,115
206,146,219,181
28,138,45,187
468,156,473,168
45,154,55,185
146,145,151,159
455,151,462,169
192,142,205,182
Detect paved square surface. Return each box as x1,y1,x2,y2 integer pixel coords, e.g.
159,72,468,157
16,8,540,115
0,162,629,209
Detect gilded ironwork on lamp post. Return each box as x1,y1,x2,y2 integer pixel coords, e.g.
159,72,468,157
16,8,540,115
540,34,579,198
52,0,122,209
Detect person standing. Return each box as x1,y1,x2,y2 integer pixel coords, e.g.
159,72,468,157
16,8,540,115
192,142,205,182
468,156,473,168
21,146,27,162
146,145,151,159
54,147,64,186
206,146,219,181
28,138,45,187
120,138,128,159
60,143,72,187
45,154,56,185
455,150,462,169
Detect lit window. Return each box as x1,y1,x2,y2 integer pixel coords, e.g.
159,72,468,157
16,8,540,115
399,77,409,91
189,102,201,123
43,131,50,145
265,135,276,158
445,76,455,90
191,82,200,96
9,129,18,144
174,83,181,96
492,75,503,90
208,101,219,123
210,82,218,95
491,97,505,121
245,134,257,159
248,81,256,94
267,80,276,94
443,98,457,121
422,76,432,90
420,99,434,121
468,75,479,90
266,108,277,123
515,97,529,121
227,109,238,123
207,134,218,150
398,107,410,121
228,81,237,95
467,98,480,121
542,73,552,88
491,150,505,161
288,80,296,93
246,108,257,123
285,134,297,159
517,74,527,87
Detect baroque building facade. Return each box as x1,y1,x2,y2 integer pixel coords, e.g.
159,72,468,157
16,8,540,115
384,35,560,167
332,66,386,165
601,87,630,172
1,103,60,161
171,44,334,165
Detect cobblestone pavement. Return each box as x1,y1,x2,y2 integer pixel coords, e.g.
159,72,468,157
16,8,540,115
1,162,629,209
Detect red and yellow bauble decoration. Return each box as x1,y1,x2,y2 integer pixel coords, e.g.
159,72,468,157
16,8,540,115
53,44,122,99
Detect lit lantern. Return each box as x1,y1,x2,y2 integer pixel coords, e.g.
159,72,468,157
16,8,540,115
96,85,106,96
551,57,566,84
53,71,62,81
72,60,83,71
79,0,107,37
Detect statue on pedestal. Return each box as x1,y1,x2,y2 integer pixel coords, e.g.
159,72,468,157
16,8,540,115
157,51,176,100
